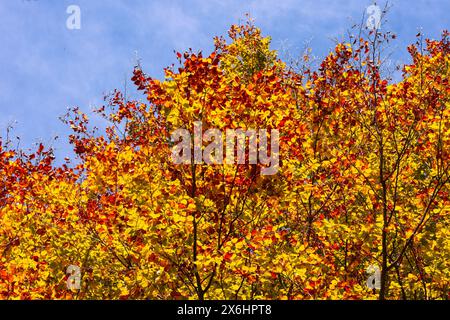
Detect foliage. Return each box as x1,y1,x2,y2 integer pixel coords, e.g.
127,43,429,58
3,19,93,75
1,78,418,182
1,21,449,300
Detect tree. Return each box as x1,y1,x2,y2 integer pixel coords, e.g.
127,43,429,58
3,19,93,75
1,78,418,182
0,20,449,300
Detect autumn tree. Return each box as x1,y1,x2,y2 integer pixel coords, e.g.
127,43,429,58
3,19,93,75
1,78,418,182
1,19,449,300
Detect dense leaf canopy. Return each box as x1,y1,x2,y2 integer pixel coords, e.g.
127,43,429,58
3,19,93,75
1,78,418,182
1,21,449,300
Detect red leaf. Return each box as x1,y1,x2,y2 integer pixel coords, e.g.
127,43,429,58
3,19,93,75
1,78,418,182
224,252,233,262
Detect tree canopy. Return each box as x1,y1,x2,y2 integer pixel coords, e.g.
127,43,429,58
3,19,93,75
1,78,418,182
1,20,449,300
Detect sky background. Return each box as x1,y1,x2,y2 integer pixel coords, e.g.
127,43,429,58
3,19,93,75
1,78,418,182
0,0,449,162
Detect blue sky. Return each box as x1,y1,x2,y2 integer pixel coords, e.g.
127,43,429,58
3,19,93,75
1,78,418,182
0,0,449,161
